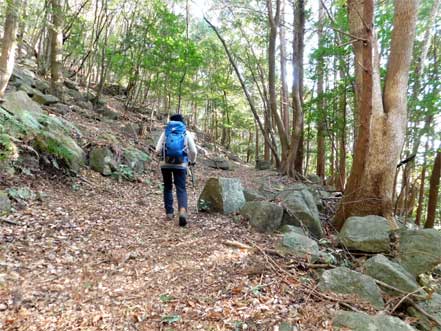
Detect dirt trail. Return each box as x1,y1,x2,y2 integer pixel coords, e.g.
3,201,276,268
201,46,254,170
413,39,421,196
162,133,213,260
1,164,330,331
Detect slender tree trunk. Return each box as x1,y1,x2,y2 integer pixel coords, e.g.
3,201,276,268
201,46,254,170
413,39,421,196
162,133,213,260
415,142,429,226
279,0,289,132
0,0,21,98
49,0,63,93
316,1,326,180
425,149,441,228
334,0,419,230
283,0,304,177
267,0,288,168
336,68,347,191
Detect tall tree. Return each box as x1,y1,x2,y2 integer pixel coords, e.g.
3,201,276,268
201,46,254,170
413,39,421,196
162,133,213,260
425,148,441,228
316,0,326,181
49,0,63,92
334,0,420,230
283,0,305,176
0,0,22,98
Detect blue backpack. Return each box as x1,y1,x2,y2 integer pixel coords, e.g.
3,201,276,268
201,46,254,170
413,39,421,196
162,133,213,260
164,121,187,164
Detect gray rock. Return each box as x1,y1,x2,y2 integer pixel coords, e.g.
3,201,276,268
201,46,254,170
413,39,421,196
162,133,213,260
306,174,322,185
363,254,422,295
89,147,114,176
198,177,245,214
63,78,79,91
66,88,83,100
255,159,272,170
243,189,266,202
32,90,59,105
0,191,11,215
407,293,441,331
277,231,320,262
339,216,391,253
279,224,306,236
240,201,283,233
205,158,231,170
34,130,85,173
52,104,70,115
76,100,93,110
98,106,119,120
34,80,50,94
277,189,323,239
121,147,150,179
397,229,441,276
122,123,141,138
7,187,35,201
333,311,416,331
318,267,384,309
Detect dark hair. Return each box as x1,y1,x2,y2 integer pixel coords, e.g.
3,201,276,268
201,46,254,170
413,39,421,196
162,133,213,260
170,114,185,123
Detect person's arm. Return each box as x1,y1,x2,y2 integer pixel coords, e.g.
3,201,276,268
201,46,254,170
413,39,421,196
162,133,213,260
187,133,197,163
155,132,165,155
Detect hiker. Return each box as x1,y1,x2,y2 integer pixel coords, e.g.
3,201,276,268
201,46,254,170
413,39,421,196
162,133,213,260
155,114,197,226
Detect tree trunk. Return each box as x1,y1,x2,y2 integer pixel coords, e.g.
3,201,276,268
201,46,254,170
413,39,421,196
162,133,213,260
336,67,347,191
425,149,441,228
267,0,289,166
279,0,290,132
282,0,304,177
0,0,21,98
49,0,63,93
415,141,429,226
334,0,419,230
316,0,326,180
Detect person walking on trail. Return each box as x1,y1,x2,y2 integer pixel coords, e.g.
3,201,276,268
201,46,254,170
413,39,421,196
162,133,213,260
155,114,197,227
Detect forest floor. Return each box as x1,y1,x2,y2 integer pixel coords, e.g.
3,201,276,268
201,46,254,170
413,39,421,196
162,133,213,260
0,97,341,331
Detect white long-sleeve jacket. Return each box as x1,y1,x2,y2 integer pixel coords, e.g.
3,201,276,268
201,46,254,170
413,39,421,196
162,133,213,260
155,130,197,169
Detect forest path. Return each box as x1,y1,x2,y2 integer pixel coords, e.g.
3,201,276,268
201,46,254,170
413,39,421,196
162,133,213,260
0,164,321,330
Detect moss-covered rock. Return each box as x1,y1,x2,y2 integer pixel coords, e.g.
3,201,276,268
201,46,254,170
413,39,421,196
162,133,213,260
240,201,283,233
318,267,384,309
89,147,115,176
333,311,416,331
198,177,245,214
0,191,11,215
34,130,85,173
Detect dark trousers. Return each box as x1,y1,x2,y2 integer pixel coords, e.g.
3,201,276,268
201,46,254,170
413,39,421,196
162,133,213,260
161,168,187,215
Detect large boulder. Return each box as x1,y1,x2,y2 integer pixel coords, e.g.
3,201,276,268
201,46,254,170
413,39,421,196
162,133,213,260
240,201,283,233
1,91,84,173
243,189,266,202
32,89,59,105
198,177,245,214
89,147,115,176
277,189,323,239
333,311,416,331
7,187,35,201
205,158,231,170
34,130,85,173
407,293,441,331
255,159,272,170
363,254,422,295
339,215,390,253
397,229,441,276
0,191,11,215
318,267,384,309
277,231,320,262
121,147,150,179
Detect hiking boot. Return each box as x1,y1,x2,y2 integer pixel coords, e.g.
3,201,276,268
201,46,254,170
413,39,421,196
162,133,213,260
165,213,174,221
179,209,187,227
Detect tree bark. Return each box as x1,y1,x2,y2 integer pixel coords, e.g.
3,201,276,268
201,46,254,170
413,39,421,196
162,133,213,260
279,0,290,133
0,0,21,98
334,0,419,230
282,0,304,177
316,0,326,180
425,149,441,228
49,0,63,93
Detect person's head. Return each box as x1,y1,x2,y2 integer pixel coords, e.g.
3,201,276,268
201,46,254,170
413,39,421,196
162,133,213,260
170,113,185,124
